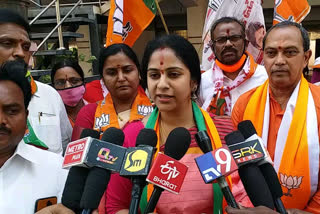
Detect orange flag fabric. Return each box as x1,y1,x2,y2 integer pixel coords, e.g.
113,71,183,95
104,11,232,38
106,0,156,47
273,0,310,25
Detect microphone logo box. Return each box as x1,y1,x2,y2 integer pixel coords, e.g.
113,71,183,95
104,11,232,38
86,139,127,172
228,139,265,165
195,145,238,183
120,146,154,176
63,137,92,168
146,153,188,194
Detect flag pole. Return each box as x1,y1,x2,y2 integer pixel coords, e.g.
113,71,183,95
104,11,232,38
155,0,169,35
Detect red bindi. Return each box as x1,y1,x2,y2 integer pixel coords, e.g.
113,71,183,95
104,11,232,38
226,29,230,36
159,47,165,67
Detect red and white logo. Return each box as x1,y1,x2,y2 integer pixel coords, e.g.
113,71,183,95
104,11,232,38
147,153,188,194
63,137,91,168
160,160,180,180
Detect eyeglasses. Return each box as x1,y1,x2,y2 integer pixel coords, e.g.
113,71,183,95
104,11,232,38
213,35,243,45
54,77,83,89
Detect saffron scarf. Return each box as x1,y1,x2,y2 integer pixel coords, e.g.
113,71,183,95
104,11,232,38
93,86,153,132
243,77,319,209
207,52,258,115
26,70,38,95
139,101,231,214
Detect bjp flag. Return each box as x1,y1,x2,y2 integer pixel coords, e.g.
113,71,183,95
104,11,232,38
106,0,156,47
273,0,310,25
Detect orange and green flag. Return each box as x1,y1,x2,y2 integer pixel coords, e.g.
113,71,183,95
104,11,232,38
106,0,156,47
273,0,310,25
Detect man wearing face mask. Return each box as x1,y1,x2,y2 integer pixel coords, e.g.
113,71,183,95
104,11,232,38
199,17,268,116
51,60,87,132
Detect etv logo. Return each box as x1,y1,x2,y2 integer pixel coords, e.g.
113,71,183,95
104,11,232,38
160,160,180,180
124,150,147,172
96,148,118,164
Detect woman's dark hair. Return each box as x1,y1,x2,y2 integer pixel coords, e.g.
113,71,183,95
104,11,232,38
51,59,84,84
246,22,264,48
141,34,201,95
0,59,31,109
99,43,141,77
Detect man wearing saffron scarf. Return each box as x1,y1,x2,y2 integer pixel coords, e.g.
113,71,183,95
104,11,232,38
199,17,267,116
230,21,320,213
0,9,72,154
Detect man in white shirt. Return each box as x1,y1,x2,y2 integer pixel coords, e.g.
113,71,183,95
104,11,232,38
0,60,71,213
0,9,72,154
199,17,268,116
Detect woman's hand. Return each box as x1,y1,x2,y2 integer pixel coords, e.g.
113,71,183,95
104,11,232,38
35,204,75,214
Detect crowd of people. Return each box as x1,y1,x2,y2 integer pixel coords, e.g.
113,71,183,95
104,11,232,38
1,7,320,214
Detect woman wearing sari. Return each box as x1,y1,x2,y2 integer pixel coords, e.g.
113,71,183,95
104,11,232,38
71,43,153,140
103,35,235,214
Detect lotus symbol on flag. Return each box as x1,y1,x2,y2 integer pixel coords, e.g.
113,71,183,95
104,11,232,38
279,173,303,197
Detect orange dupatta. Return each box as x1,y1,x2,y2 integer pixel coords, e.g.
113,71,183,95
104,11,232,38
243,77,315,209
93,86,153,132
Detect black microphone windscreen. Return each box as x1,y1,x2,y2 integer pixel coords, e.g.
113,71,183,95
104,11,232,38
101,127,125,146
237,120,257,139
80,129,100,139
62,166,89,211
224,130,245,146
259,163,283,198
80,167,111,209
164,127,191,160
238,164,275,209
136,128,158,147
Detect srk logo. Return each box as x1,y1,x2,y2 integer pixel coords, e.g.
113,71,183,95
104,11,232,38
124,150,147,172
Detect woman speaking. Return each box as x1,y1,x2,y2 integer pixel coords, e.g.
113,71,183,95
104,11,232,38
104,35,234,214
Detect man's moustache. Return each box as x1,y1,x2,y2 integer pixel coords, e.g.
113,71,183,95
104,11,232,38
0,126,11,134
221,48,237,55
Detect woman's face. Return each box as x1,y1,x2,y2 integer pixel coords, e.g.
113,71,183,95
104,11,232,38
102,52,140,101
147,48,196,113
54,66,83,89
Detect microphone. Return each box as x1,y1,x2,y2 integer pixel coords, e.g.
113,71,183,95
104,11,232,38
62,129,99,213
119,128,158,214
194,132,239,208
62,127,127,172
80,127,125,213
144,127,191,214
195,130,213,153
238,120,287,214
237,120,271,165
225,131,275,209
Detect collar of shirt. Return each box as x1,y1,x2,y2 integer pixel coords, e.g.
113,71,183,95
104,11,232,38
1,141,46,171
